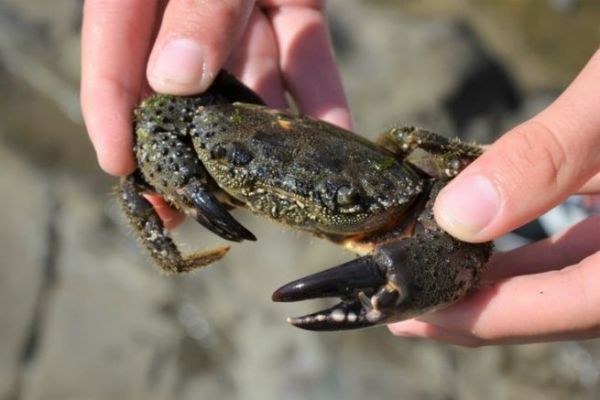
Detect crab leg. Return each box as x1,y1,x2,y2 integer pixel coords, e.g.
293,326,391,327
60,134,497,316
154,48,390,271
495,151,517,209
377,126,483,179
118,174,231,273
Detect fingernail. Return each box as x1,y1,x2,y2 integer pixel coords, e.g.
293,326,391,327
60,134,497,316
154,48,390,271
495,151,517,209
435,174,500,239
150,38,207,92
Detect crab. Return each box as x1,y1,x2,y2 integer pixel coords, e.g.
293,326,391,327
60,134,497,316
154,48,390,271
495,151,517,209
118,71,492,331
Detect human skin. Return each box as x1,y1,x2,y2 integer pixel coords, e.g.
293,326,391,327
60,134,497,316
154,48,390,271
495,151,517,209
389,49,600,346
80,0,352,226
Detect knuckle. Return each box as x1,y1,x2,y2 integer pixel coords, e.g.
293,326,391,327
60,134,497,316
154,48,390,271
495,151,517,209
527,119,570,186
497,119,570,194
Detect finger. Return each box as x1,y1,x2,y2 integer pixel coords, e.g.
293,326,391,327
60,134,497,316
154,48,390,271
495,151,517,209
485,215,600,281
388,320,484,347
434,49,600,242
225,9,287,108
405,251,600,345
267,5,353,130
145,195,186,229
81,0,158,175
147,0,255,95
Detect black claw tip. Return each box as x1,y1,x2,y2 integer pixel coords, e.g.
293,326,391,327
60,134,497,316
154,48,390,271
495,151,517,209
272,257,386,302
182,184,255,242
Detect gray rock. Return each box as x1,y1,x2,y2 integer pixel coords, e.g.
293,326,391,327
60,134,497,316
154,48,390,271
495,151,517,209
0,0,94,174
0,0,81,121
0,141,48,400
20,177,180,400
329,1,519,144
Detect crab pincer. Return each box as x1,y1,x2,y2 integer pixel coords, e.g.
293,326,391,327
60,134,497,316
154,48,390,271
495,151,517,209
273,224,492,331
272,256,388,330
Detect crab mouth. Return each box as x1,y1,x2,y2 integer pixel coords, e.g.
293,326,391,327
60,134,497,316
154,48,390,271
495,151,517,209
272,257,390,331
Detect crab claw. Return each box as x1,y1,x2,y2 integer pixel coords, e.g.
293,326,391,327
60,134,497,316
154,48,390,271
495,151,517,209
273,236,491,331
273,256,390,330
180,183,256,242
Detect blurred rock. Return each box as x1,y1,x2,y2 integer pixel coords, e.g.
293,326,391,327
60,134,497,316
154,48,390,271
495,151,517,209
0,0,81,120
330,2,519,143
0,141,48,400
547,0,581,14
20,178,180,400
0,0,95,174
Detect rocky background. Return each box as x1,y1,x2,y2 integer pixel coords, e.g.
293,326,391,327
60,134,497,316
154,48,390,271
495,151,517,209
1,1,599,399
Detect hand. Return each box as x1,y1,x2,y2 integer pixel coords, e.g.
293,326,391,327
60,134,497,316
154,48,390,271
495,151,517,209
389,49,600,346
81,0,352,225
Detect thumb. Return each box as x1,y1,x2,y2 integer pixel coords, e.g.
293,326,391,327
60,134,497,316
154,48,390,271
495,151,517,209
147,0,255,95
434,49,600,243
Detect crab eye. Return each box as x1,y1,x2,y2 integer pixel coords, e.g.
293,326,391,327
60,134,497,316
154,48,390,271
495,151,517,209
336,186,359,206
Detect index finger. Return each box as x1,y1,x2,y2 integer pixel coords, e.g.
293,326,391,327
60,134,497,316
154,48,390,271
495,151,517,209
81,0,158,176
